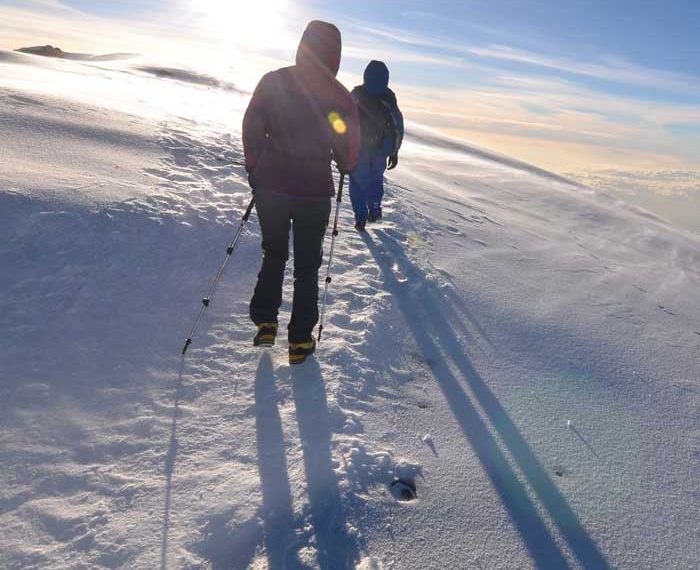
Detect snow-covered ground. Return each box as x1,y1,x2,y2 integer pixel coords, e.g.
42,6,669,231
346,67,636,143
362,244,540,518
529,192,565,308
1,49,698,570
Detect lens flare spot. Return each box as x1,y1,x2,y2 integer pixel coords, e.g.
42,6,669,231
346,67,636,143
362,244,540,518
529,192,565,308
328,112,347,134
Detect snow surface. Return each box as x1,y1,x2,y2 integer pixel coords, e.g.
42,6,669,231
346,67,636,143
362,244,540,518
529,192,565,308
1,49,699,570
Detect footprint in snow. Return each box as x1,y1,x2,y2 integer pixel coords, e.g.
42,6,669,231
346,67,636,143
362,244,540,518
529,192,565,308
390,478,417,501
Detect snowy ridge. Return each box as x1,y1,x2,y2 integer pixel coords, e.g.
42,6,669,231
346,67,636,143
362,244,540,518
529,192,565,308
1,54,699,569
405,126,581,189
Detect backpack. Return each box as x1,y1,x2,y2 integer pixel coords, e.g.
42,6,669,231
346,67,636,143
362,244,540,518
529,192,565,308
356,88,397,151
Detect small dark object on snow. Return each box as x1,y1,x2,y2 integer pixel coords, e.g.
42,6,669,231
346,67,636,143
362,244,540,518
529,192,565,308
554,468,564,477
390,478,417,501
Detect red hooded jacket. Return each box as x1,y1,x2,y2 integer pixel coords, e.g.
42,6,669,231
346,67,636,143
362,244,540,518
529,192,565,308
242,21,360,199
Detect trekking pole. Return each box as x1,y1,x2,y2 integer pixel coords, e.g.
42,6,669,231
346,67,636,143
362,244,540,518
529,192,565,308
182,197,255,354
317,173,345,343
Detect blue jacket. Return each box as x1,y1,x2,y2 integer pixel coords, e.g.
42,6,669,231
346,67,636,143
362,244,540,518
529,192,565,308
351,60,404,156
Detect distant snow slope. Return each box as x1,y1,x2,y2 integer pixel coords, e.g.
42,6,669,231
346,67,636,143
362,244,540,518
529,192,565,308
16,45,137,61
1,50,698,570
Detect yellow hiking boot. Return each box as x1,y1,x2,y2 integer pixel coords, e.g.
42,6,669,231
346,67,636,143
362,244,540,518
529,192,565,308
288,337,316,365
253,323,278,347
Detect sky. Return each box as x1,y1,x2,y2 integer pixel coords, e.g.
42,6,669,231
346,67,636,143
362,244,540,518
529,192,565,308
2,0,700,220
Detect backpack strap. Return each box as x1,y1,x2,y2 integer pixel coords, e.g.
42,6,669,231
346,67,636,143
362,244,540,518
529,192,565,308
379,93,400,154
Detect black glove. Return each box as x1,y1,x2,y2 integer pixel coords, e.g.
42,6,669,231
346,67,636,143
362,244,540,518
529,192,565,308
387,153,399,170
247,171,257,191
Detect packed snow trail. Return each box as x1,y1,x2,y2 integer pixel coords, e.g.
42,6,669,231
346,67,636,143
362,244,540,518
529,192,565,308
2,52,699,569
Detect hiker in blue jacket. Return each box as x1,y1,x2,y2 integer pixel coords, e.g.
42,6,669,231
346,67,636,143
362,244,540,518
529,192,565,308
349,60,404,231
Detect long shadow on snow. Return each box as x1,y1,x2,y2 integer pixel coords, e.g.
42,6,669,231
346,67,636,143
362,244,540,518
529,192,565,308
362,230,612,570
162,360,276,570
291,359,359,570
0,188,258,564
254,353,300,569
160,356,185,570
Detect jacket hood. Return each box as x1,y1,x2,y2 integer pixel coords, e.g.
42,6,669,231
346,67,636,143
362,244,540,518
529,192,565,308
296,20,342,77
363,60,389,95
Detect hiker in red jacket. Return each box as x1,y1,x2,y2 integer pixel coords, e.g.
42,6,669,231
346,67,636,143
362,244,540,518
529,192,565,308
243,20,360,364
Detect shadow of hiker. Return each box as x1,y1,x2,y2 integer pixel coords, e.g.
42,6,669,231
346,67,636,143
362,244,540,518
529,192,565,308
254,352,298,569
160,356,185,570
362,230,612,570
291,359,359,570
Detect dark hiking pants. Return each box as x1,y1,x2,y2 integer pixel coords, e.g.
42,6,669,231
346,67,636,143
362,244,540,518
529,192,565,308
250,190,331,343
349,147,387,223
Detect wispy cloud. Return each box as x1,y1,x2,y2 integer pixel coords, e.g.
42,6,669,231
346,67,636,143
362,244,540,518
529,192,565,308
468,44,700,93
345,21,700,95
403,106,619,140
343,43,467,68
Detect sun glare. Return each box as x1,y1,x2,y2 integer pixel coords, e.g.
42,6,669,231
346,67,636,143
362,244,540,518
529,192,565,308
328,112,347,134
190,0,289,49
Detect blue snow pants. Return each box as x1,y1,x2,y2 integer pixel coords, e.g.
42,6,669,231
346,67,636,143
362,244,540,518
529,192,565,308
349,148,387,223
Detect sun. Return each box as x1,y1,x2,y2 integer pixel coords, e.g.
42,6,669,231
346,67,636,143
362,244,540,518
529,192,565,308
190,0,289,49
